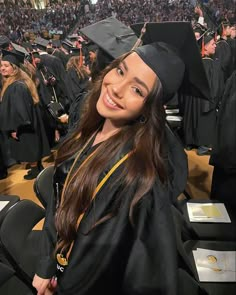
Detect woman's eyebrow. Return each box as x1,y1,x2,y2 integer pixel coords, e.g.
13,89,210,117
121,60,150,93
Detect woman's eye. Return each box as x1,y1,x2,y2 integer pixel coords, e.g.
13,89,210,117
116,67,124,76
133,87,144,97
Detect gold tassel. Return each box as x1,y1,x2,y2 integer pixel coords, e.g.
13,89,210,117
132,22,147,50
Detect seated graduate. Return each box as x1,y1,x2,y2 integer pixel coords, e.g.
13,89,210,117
0,50,50,179
32,21,209,295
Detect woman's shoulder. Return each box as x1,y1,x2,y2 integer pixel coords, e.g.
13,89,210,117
5,80,30,98
8,80,27,90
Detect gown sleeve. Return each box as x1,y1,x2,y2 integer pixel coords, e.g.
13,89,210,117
122,183,178,295
36,181,57,278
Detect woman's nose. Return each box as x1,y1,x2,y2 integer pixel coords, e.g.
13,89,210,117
111,82,125,99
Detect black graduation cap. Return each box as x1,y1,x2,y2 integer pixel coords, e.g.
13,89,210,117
11,42,29,56
52,40,61,48
0,35,10,49
22,41,33,52
62,39,75,52
34,37,50,50
87,42,98,53
79,16,138,59
131,22,211,101
201,30,215,45
193,23,207,35
68,34,79,42
1,49,25,67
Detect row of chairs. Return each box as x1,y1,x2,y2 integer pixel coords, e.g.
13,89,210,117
0,166,53,294
0,165,236,294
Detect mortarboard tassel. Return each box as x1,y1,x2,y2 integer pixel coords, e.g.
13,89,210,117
201,37,205,57
79,47,83,67
132,22,147,50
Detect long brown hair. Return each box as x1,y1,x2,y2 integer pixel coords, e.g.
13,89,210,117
66,55,90,80
1,63,39,104
55,53,167,252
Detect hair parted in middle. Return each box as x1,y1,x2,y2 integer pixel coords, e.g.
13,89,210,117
55,51,168,252
0,63,39,104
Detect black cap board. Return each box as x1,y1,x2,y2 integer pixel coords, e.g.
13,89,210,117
0,35,10,49
11,42,29,56
80,16,138,59
131,22,211,101
1,49,25,67
52,40,62,48
21,41,33,52
34,37,50,50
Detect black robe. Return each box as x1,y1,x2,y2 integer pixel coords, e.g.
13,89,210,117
209,70,236,209
65,68,90,131
36,138,178,295
0,81,50,162
182,57,224,147
215,38,232,81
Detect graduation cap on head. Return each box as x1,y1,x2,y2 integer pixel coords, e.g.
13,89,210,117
79,16,138,59
87,42,99,53
1,49,25,67
0,35,10,49
62,39,75,52
21,41,33,52
52,40,62,48
68,34,79,42
11,42,29,56
34,37,50,50
131,22,211,101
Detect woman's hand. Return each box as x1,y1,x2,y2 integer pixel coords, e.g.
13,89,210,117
32,274,57,295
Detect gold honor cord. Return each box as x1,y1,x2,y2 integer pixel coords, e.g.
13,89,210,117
56,132,134,265
62,150,133,262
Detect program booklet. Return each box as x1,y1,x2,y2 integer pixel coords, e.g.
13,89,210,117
193,248,236,282
187,202,231,223
0,201,9,212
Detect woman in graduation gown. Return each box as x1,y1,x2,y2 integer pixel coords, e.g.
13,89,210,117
65,55,90,131
32,43,185,295
209,70,236,210
182,32,224,154
0,50,50,179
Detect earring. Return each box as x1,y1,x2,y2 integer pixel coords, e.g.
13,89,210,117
139,115,147,124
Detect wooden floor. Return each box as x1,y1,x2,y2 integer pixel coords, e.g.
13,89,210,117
0,149,213,230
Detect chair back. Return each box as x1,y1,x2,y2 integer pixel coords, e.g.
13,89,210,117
0,199,45,292
34,165,54,208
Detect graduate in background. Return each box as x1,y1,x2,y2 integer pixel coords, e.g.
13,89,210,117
215,21,233,81
182,31,224,155
32,21,209,295
0,50,50,179
210,69,236,210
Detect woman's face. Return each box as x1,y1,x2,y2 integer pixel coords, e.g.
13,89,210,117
0,61,14,77
96,52,156,126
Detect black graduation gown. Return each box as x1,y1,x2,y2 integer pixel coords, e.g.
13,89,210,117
215,38,232,81
36,141,178,295
52,50,70,69
0,81,50,162
182,57,224,147
209,70,236,209
40,54,69,109
227,38,236,73
65,69,89,131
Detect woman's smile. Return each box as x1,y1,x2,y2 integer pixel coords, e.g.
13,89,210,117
102,90,123,110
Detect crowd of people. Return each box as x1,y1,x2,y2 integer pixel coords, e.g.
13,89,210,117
0,1,235,294
1,0,235,43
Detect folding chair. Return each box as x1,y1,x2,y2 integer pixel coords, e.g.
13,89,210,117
0,199,45,294
34,165,54,208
